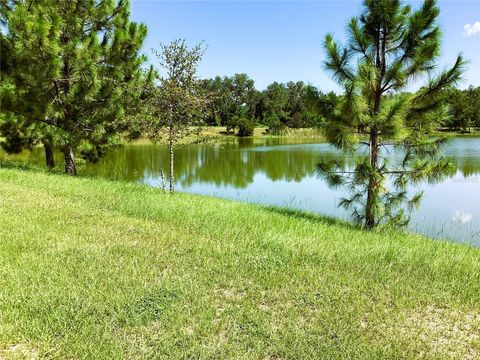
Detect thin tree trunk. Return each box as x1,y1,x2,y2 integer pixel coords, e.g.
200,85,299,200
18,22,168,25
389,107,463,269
365,131,378,228
160,168,166,193
63,146,77,176
365,29,384,229
44,142,55,169
169,136,174,193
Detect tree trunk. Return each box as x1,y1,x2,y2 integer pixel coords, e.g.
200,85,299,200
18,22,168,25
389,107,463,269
63,146,77,176
160,168,166,193
365,131,378,228
365,24,384,229
44,143,55,169
169,137,174,193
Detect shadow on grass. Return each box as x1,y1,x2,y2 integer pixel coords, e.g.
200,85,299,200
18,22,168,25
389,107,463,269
261,206,422,241
260,205,361,230
0,160,59,173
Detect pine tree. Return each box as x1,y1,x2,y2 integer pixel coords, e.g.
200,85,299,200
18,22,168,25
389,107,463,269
0,7,58,168
0,0,150,175
319,0,465,228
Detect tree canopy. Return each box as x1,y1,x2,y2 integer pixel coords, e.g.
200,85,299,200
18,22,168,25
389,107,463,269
0,0,151,174
443,86,480,132
199,76,339,134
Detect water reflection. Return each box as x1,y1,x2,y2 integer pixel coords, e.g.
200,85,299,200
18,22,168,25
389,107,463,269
2,136,479,245
86,139,362,187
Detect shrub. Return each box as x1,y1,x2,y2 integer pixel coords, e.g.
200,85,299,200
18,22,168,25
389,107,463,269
225,117,238,134
237,118,255,137
265,116,286,135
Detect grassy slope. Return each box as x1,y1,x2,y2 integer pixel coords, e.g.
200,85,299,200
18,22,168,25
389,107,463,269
0,168,479,359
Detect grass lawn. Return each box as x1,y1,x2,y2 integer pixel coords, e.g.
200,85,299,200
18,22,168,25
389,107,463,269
130,127,480,146
198,126,325,139
0,167,479,359
130,126,325,145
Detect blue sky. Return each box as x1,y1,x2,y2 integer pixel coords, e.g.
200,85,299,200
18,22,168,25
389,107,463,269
131,0,480,92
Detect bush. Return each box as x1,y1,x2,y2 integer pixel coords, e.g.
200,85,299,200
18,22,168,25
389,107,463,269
225,117,238,134
265,116,285,135
236,118,255,137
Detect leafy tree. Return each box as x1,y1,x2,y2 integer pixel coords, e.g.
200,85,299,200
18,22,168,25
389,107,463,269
319,0,465,228
468,86,480,129
258,82,335,129
229,73,258,121
213,76,237,128
260,82,289,124
225,116,240,134
142,39,208,193
265,116,286,135
445,88,470,131
0,0,149,175
443,86,480,131
199,76,337,131
199,74,259,132
301,85,325,126
284,81,306,127
200,77,224,126
201,74,258,132
318,91,339,119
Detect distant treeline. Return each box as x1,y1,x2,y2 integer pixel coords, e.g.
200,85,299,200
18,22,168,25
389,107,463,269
443,86,480,131
200,74,480,135
200,74,338,135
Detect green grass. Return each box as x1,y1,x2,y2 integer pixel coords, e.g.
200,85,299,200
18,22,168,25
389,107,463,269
197,126,324,139
130,126,479,146
0,167,479,359
130,126,325,145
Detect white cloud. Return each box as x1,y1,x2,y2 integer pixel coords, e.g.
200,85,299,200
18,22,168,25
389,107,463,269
463,22,480,37
452,211,473,224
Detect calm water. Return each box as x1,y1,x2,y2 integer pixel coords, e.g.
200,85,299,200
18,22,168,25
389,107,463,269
3,137,480,245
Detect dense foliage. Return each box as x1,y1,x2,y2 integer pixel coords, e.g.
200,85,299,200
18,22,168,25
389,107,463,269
236,118,255,137
200,74,479,137
443,86,480,132
200,76,339,134
0,0,151,175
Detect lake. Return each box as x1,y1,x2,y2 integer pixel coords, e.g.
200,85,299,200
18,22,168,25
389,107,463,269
3,136,479,245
